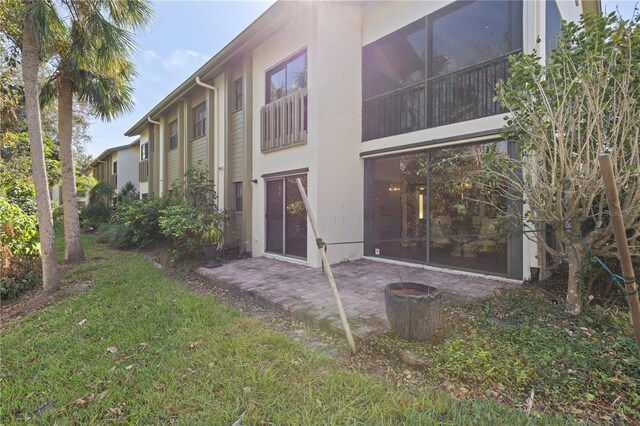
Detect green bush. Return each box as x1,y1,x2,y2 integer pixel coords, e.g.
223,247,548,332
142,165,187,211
96,223,134,249
111,197,167,247
80,202,112,229
89,181,114,205
52,203,64,230
0,197,40,299
0,196,39,256
158,204,203,260
116,181,139,204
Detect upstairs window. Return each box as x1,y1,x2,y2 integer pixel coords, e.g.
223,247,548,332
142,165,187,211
429,0,523,77
234,78,243,111
193,103,206,139
112,161,117,174
266,49,307,103
140,142,149,161
169,120,178,150
363,19,426,100
545,0,562,58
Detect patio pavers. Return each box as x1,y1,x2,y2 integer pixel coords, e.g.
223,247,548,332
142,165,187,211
197,257,519,340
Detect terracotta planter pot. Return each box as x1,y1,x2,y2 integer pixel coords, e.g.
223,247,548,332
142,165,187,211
384,282,443,341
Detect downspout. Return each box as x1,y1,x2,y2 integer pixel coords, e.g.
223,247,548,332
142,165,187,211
148,116,162,194
195,76,221,199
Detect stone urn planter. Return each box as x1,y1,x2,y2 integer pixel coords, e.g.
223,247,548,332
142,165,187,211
384,282,443,342
201,244,219,260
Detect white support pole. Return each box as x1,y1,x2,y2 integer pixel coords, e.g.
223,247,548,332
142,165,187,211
296,178,356,354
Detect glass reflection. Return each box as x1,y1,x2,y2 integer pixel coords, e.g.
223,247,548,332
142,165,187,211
371,153,427,263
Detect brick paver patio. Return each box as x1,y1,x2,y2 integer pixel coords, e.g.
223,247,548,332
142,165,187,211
197,257,519,340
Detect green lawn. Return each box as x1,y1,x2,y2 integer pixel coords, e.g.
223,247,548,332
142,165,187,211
1,235,569,425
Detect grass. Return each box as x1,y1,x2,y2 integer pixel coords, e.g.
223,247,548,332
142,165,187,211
1,235,570,425
370,290,640,423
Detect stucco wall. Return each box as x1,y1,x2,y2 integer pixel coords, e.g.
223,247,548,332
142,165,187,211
250,9,319,265
117,145,140,193
314,2,364,265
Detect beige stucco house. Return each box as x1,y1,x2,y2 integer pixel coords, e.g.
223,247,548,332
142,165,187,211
120,0,600,281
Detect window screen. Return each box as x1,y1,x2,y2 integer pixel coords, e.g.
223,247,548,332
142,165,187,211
429,0,523,77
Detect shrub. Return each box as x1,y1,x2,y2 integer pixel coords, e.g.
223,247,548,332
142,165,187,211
96,223,134,249
111,197,167,247
116,181,139,204
52,203,64,230
0,245,39,299
89,181,114,205
0,197,40,299
80,202,112,229
158,204,203,260
0,196,39,256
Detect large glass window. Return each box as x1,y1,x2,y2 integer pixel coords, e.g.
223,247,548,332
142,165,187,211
266,50,307,103
362,1,523,140
429,0,523,76
545,0,562,58
266,174,307,259
363,20,425,100
429,143,509,275
367,141,516,277
370,153,427,263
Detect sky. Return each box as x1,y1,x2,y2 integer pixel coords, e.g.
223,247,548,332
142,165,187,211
86,0,639,157
87,0,275,157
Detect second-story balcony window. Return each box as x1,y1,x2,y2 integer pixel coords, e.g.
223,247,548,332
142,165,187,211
363,20,426,141
266,49,307,103
363,0,523,141
261,49,308,152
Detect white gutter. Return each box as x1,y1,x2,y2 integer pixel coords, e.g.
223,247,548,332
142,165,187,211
147,116,163,192
195,76,222,202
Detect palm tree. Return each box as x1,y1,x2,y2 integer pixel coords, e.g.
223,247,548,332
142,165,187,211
20,0,63,292
42,0,152,264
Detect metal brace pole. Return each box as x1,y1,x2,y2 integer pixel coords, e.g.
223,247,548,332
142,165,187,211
295,178,356,354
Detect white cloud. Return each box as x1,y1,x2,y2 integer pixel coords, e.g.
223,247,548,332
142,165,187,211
162,49,208,71
140,49,160,63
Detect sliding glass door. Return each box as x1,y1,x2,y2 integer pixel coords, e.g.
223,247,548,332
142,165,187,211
265,174,307,259
366,141,519,278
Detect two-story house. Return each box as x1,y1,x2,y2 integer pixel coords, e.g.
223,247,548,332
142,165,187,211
123,0,600,281
90,139,141,200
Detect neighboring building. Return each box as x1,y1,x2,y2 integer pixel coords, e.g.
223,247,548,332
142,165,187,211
50,184,89,208
90,139,141,198
122,0,600,280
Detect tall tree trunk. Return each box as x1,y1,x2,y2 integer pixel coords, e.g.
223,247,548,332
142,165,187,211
22,12,60,292
57,71,84,263
566,244,583,315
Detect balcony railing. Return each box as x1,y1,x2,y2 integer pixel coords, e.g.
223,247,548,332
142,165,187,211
362,52,517,141
139,159,149,182
427,51,515,128
362,81,426,141
260,87,307,152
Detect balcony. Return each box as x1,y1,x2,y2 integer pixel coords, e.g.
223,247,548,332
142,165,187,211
362,52,515,142
139,159,149,182
260,88,307,152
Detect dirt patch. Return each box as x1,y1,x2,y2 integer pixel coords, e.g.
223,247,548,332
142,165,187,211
1,279,92,324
